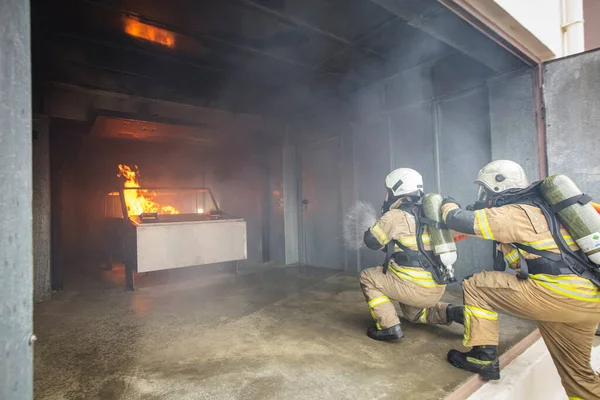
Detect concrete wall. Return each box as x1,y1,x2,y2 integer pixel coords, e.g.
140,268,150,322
488,69,539,180
0,0,33,398
544,49,600,199
33,116,52,302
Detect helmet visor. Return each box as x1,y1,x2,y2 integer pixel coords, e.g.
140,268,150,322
477,184,490,202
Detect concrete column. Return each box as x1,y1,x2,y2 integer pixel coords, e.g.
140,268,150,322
33,116,52,302
0,0,33,398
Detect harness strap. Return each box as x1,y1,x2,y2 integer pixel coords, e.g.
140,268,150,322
419,216,448,230
382,242,395,275
551,193,592,213
397,203,449,284
493,242,506,271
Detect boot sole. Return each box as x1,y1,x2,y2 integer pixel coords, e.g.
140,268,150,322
367,333,404,341
449,359,500,381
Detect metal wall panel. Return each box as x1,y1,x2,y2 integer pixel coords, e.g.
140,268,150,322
390,103,436,191
300,138,343,269
283,143,300,264
544,50,600,199
33,116,52,303
340,124,359,272
488,69,539,179
1,0,33,398
207,155,264,265
353,118,390,271
268,145,286,264
438,88,493,282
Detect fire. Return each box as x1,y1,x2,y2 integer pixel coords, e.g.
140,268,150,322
117,164,179,216
123,16,175,48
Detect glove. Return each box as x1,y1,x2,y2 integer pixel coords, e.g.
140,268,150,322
442,196,461,208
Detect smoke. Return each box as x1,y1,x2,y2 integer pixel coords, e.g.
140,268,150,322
343,201,377,250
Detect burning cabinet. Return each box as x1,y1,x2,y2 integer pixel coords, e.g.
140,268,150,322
103,183,247,290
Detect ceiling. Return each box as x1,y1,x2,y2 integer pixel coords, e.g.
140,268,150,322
32,0,523,118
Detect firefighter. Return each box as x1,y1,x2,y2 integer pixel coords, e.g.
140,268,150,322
441,160,600,399
360,168,464,341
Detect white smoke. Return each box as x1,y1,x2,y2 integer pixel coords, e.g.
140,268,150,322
343,201,377,250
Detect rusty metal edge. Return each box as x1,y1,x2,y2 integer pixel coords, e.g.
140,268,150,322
533,64,549,179
444,329,542,400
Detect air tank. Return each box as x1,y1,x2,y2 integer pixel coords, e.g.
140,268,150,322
541,174,600,264
422,193,457,281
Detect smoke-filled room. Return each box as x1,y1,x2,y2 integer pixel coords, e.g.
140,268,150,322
1,0,596,399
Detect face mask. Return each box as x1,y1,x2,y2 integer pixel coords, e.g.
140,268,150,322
477,185,490,202
382,190,394,214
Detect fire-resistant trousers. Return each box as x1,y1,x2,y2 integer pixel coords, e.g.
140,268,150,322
360,265,450,329
462,270,600,400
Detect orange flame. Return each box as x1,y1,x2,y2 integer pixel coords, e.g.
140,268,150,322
123,17,175,48
117,164,179,216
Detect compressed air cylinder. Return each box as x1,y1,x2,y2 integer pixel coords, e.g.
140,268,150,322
541,174,600,264
423,193,458,270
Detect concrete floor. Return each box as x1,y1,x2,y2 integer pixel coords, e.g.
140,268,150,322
34,265,536,400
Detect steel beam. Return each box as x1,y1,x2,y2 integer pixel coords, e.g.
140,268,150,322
370,0,524,72
231,0,388,60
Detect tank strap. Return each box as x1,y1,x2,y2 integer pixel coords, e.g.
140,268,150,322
419,216,448,230
550,193,592,213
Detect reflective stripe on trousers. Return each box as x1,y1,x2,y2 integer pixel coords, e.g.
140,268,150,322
389,265,442,288
368,295,391,330
463,305,498,346
530,274,600,302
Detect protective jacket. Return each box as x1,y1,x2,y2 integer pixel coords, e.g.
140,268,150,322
441,202,600,302
365,204,449,285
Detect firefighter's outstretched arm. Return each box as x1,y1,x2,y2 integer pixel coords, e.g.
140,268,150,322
363,212,393,250
441,199,515,243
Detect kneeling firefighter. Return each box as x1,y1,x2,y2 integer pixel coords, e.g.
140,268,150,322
360,168,464,341
441,160,600,399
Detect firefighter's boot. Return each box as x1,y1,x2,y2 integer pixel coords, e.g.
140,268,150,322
367,323,404,341
446,304,464,325
447,345,500,380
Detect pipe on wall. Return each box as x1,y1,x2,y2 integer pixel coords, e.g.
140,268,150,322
562,0,585,56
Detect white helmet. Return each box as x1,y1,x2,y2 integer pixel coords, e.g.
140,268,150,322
475,160,529,201
385,168,424,197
